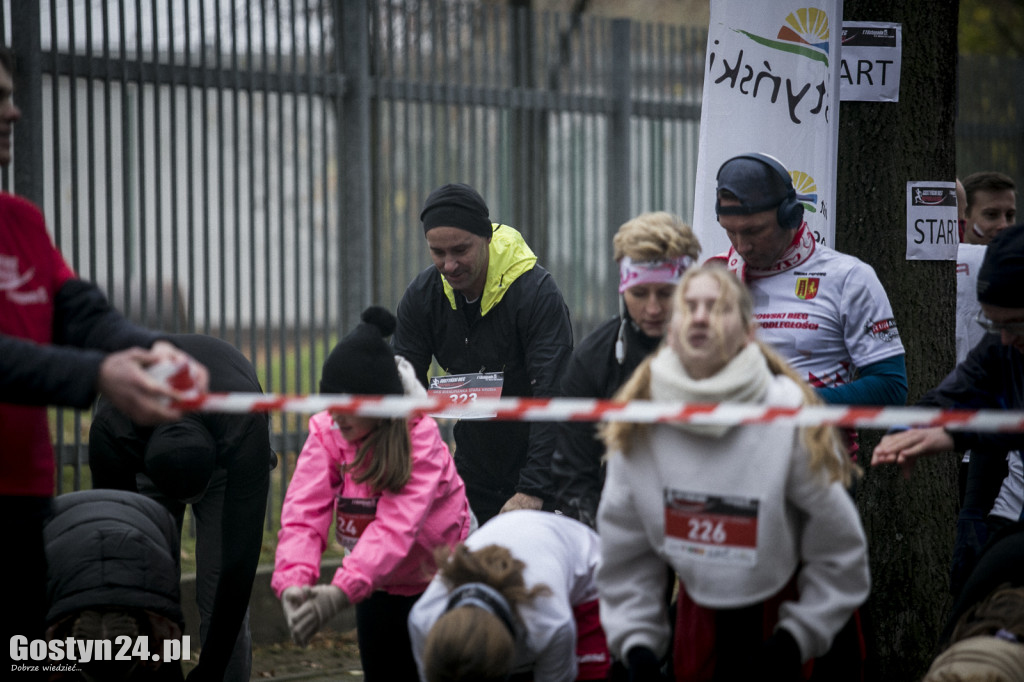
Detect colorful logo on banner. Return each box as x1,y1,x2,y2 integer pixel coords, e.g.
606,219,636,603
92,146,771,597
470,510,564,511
792,169,819,216
736,8,831,66
707,6,835,127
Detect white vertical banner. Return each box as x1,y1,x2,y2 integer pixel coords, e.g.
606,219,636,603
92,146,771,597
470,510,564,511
692,2,844,259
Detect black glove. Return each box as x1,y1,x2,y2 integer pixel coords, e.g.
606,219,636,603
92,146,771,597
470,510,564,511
759,628,803,681
626,646,665,682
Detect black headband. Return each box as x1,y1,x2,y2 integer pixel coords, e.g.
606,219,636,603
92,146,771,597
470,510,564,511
445,583,517,639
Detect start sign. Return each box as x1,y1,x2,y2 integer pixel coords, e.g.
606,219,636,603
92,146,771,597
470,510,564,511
839,22,902,102
906,180,958,261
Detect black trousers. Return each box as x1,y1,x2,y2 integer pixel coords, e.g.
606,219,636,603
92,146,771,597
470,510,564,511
355,591,423,682
135,472,253,682
1,495,51,677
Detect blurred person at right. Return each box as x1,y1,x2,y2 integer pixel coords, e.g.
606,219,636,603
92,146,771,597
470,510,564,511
922,584,1024,682
953,172,1018,598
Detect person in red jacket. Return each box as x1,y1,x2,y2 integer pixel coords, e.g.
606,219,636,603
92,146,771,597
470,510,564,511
273,306,473,681
0,45,207,667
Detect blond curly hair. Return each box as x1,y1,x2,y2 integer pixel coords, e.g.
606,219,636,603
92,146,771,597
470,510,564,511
612,211,701,263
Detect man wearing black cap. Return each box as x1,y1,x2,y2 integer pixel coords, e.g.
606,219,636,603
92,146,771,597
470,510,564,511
393,183,573,523
872,225,1024,470
872,225,1024,647
711,152,908,414
89,333,275,682
711,153,907,680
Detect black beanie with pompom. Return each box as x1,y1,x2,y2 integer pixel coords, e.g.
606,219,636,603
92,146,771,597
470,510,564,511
320,306,404,395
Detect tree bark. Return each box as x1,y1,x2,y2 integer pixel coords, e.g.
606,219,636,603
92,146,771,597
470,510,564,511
837,1,960,680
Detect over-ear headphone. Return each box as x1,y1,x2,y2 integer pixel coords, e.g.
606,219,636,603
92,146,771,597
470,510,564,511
716,152,804,230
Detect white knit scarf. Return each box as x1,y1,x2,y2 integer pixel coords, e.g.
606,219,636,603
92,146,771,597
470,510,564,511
649,341,771,437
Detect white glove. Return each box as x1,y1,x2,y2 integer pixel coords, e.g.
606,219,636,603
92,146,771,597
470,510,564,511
289,584,350,647
395,354,427,397
281,586,307,632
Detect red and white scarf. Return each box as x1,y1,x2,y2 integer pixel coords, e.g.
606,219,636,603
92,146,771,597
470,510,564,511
720,223,815,282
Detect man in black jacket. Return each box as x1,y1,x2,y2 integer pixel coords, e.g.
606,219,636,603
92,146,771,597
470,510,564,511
872,225,1024,646
393,183,573,523
89,333,274,682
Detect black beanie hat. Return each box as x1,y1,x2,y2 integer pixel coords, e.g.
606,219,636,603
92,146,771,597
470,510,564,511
978,225,1024,308
320,306,404,396
420,183,491,238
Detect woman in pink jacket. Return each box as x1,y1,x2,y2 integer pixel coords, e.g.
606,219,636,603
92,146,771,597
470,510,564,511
272,306,473,681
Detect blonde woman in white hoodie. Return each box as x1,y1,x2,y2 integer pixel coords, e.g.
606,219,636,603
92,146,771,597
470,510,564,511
596,264,870,682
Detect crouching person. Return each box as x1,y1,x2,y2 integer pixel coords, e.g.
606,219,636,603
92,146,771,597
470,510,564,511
408,509,610,682
89,333,274,682
44,489,186,681
272,306,473,681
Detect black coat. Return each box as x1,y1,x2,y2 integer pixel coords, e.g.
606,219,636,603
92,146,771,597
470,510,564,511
550,316,660,525
918,333,1024,542
918,333,1024,453
44,489,183,627
393,259,572,520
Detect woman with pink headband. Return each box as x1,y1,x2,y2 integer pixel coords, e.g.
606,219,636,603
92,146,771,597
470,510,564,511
549,211,701,527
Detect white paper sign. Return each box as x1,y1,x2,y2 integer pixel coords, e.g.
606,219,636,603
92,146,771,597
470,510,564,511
693,2,843,258
839,22,901,102
906,181,958,261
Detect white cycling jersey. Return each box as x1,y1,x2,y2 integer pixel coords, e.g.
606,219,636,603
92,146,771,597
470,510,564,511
717,236,905,389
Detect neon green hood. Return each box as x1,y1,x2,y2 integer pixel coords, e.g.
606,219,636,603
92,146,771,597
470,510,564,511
442,223,537,316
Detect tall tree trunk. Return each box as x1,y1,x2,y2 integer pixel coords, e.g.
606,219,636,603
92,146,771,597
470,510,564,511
837,2,960,680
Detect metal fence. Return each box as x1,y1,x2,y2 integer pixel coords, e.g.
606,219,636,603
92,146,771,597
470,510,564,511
955,54,1024,187
2,1,1021,510
0,0,707,509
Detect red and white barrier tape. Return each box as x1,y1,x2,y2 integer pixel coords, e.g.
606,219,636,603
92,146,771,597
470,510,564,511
174,393,1024,432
